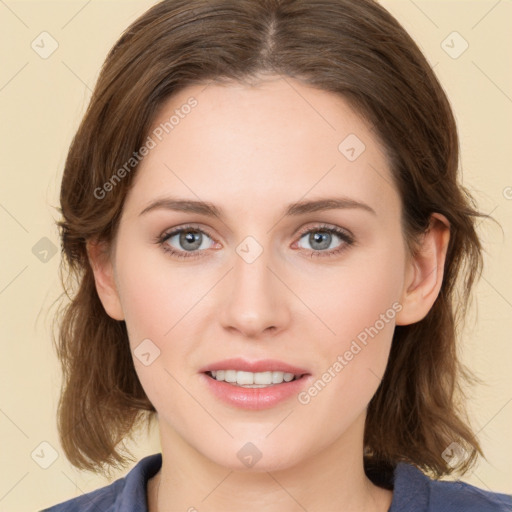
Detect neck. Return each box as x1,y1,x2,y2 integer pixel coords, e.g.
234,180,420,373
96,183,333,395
148,413,392,512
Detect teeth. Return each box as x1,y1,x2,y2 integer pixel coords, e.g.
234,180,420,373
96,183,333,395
208,370,299,387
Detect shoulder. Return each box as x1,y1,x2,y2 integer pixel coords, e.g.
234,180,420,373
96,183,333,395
39,453,162,512
428,478,512,512
391,463,512,512
39,479,123,512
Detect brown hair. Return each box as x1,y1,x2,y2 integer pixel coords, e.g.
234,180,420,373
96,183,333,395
53,0,492,479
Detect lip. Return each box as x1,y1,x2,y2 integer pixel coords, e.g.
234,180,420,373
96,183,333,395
198,358,310,375
199,358,312,411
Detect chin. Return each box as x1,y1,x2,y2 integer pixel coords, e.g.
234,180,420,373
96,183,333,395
198,437,306,473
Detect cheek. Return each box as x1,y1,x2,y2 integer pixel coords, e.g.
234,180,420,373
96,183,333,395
114,238,198,343
115,251,199,413
119,272,171,344
295,241,404,405
113,240,208,396
297,240,405,344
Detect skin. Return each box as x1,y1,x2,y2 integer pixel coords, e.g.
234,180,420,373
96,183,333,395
88,75,450,512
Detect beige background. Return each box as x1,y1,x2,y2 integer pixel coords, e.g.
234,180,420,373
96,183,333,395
0,0,511,510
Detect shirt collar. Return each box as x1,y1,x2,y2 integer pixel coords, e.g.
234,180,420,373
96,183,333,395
117,453,430,512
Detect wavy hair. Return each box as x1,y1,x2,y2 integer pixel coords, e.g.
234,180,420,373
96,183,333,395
53,0,492,479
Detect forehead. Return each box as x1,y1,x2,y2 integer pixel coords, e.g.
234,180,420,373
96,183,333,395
124,77,400,222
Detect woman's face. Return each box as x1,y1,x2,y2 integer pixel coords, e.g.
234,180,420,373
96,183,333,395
105,76,414,470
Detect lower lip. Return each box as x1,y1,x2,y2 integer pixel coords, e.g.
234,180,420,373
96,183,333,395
200,373,311,410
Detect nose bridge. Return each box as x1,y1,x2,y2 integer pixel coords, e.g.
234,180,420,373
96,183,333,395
219,235,290,336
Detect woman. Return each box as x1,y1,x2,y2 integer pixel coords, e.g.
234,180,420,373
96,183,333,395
42,0,512,510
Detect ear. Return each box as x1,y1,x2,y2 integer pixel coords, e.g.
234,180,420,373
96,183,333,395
395,213,451,326
86,239,125,321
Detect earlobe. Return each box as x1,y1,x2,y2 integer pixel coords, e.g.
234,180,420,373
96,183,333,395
86,239,125,321
395,213,451,326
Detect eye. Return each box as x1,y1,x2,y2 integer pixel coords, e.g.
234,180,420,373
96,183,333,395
295,224,354,257
156,223,354,260
157,225,217,259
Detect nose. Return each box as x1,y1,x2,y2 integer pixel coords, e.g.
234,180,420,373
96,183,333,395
219,245,291,339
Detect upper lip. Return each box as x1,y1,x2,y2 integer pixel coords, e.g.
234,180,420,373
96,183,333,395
199,358,310,376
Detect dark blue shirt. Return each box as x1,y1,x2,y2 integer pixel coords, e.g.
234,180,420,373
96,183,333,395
40,453,512,511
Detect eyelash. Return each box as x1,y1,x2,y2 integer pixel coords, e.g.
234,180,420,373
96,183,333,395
156,223,355,260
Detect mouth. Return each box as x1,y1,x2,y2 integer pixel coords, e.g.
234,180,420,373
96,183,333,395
204,370,307,388
199,358,312,410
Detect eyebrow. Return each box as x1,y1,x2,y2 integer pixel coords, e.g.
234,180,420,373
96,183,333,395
139,196,376,218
